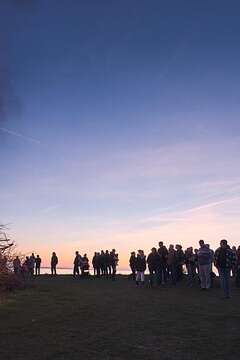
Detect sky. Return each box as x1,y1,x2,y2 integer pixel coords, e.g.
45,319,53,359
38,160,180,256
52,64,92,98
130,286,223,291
1,1,240,268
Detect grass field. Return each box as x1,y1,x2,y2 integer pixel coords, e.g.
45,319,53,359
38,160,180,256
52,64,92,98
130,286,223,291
0,275,240,360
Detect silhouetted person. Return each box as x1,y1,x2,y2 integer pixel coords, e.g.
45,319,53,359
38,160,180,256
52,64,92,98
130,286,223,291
99,250,106,276
167,245,177,285
197,240,212,290
73,251,81,276
147,248,160,287
214,239,236,298
157,241,168,284
92,252,98,276
135,250,146,286
35,255,41,276
110,249,118,279
51,252,58,275
175,244,184,281
129,251,137,280
96,252,101,277
29,253,35,276
21,257,30,281
185,247,197,286
105,250,112,277
81,254,89,276
13,256,21,275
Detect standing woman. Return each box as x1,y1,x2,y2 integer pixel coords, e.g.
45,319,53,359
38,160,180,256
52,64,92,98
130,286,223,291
135,250,146,286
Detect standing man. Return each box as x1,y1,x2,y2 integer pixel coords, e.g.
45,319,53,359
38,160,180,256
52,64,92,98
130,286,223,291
157,241,168,285
92,252,98,276
214,239,236,298
175,245,185,281
51,252,58,275
147,248,160,287
167,245,177,285
73,251,81,276
197,240,212,290
35,255,42,276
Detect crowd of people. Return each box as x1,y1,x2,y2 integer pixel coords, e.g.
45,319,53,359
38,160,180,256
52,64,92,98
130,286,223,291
7,239,240,298
12,253,42,277
92,249,119,278
129,240,240,298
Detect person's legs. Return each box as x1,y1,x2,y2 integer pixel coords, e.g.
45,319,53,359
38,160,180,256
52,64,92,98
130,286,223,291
170,264,177,285
156,266,161,285
186,264,191,285
224,269,231,298
149,268,154,287
140,271,145,284
130,267,136,280
162,263,167,284
219,268,224,290
189,263,196,286
136,271,141,285
205,265,211,289
158,264,164,284
219,268,230,297
198,265,205,288
112,265,116,279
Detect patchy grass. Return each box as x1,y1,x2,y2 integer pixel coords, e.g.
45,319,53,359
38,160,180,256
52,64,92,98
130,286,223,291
0,275,240,360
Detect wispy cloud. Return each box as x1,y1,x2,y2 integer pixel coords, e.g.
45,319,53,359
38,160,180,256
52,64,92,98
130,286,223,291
41,204,62,214
137,196,240,228
0,127,42,145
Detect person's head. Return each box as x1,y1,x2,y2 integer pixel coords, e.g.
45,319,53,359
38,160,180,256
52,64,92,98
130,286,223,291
232,246,236,251
194,248,198,254
158,241,163,247
16,256,19,259
220,239,228,248
37,255,39,258
52,252,56,256
131,251,135,256
151,247,157,254
138,249,144,256
106,250,109,254
112,249,116,253
31,253,34,257
84,253,87,257
199,240,205,248
26,256,29,260
169,244,174,250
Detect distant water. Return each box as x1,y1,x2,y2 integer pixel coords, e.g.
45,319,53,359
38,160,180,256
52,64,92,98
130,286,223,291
41,267,131,275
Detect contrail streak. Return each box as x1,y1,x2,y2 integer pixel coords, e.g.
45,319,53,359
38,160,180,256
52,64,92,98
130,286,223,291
0,126,42,145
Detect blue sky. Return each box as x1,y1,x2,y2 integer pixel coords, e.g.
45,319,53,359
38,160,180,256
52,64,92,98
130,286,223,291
1,1,240,267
